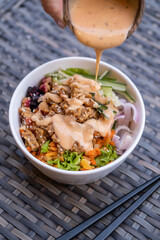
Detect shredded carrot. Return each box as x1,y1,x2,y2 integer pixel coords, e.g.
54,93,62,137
36,153,45,160
110,129,116,139
31,151,36,157
19,129,24,135
26,146,32,152
46,152,58,157
49,147,57,151
94,132,100,136
49,142,56,147
96,139,103,147
58,156,64,162
87,148,101,159
41,159,47,163
102,137,111,146
109,140,115,146
90,158,97,166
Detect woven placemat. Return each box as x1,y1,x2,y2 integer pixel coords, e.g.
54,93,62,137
0,0,160,239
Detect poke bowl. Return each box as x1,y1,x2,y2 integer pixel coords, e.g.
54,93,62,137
9,57,145,185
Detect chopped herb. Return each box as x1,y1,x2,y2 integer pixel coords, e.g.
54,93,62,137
112,120,117,130
91,96,109,119
94,99,108,110
95,107,109,119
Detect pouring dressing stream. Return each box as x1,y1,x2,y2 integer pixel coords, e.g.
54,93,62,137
64,0,140,80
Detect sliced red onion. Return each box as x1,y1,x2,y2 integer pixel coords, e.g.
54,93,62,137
113,135,120,147
113,97,138,155
118,132,133,150
124,103,138,123
115,125,132,135
119,99,127,105
124,103,132,119
115,114,125,121
113,132,133,152
116,149,123,155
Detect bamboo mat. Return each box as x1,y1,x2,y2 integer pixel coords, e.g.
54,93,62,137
0,0,160,239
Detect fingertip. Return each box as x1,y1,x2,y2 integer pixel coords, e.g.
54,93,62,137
56,21,66,28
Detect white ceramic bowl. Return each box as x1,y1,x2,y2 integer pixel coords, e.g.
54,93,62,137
9,57,145,185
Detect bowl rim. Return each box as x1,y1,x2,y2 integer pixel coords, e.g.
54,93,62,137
9,56,145,176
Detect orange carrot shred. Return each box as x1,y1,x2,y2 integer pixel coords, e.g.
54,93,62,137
110,129,116,139
49,142,56,147
31,151,36,157
19,129,24,134
109,140,115,146
90,159,97,166
26,146,32,152
87,148,101,158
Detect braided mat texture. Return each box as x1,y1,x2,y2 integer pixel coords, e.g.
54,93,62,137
0,0,160,239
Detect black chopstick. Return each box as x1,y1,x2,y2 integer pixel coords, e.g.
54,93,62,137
57,175,160,240
94,179,160,240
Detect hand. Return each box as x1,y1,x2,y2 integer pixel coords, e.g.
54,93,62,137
41,0,65,28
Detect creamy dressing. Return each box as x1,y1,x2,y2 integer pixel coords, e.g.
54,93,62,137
63,74,101,92
31,111,52,126
66,97,84,111
52,113,114,153
31,76,116,152
95,49,102,81
69,0,139,78
41,92,62,103
31,75,119,153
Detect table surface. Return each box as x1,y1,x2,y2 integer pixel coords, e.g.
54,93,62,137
0,0,160,239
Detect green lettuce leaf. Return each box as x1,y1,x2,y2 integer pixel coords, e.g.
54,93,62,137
47,151,83,171
95,144,118,167
41,141,50,153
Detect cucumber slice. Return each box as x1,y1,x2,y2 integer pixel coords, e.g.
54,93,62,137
116,90,135,103
101,87,112,96
99,70,109,80
98,80,127,91
65,68,90,75
101,87,121,107
100,77,117,81
62,69,96,79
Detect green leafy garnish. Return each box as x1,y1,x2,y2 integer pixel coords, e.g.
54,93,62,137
47,159,55,165
41,141,50,153
47,151,83,171
95,144,118,167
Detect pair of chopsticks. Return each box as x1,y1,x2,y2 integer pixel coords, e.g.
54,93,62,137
57,175,160,240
